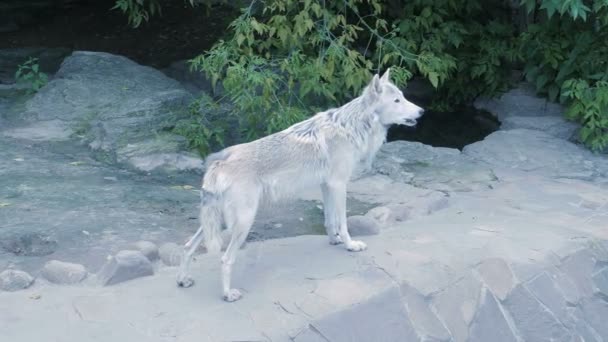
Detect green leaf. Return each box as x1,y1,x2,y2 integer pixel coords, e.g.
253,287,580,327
428,72,439,88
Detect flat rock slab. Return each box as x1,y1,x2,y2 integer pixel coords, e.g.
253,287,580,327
474,82,565,120
1,172,607,340
500,115,578,140
2,120,72,142
464,129,607,181
371,141,498,193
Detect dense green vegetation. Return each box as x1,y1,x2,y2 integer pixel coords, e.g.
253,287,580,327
116,0,608,153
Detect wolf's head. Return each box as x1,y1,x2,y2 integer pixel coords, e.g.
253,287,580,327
362,68,424,127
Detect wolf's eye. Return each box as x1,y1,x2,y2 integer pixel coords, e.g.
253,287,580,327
394,99,400,103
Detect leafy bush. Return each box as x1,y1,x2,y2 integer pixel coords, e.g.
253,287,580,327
172,94,228,156
186,0,518,145
115,0,608,153
111,0,162,28
519,0,608,151
15,57,48,94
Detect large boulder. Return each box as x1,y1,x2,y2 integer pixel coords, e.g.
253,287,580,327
474,83,564,121
475,83,580,140
463,129,607,181
371,141,498,193
13,51,202,173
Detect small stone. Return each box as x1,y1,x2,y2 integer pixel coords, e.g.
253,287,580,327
129,241,159,261
365,206,393,224
0,269,35,291
347,215,381,236
41,260,87,284
365,205,410,225
97,250,154,286
159,242,182,266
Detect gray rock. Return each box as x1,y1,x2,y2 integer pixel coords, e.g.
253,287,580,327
127,153,204,173
128,241,159,262
364,204,423,225
401,284,452,341
297,286,420,342
469,288,518,342
568,308,603,342
592,267,608,297
474,83,565,121
373,141,498,192
433,273,482,342
503,284,572,341
476,258,515,300
2,120,72,142
346,215,381,236
0,269,34,291
114,134,204,173
0,231,57,256
579,297,608,338
559,249,597,298
19,51,194,172
525,272,571,326
463,129,604,180
159,242,182,266
500,115,578,140
41,260,87,284
97,250,154,286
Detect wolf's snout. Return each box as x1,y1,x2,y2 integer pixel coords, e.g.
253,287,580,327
417,108,425,117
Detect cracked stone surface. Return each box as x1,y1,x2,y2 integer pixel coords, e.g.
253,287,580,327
1,54,608,341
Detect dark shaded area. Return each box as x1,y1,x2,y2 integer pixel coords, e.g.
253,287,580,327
0,0,499,149
388,107,501,150
0,0,237,68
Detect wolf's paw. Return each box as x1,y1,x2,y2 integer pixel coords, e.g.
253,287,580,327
177,275,194,288
223,289,242,302
329,234,343,245
346,240,367,252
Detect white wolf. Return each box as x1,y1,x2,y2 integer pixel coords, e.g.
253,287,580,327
176,68,424,301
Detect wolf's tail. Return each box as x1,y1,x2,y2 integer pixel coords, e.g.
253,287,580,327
199,189,223,255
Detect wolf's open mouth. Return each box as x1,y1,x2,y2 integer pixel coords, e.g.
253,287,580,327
403,119,417,126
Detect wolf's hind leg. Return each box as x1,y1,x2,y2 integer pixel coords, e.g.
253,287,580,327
177,225,205,288
220,191,258,302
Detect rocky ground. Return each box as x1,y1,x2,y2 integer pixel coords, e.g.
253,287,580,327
1,50,608,341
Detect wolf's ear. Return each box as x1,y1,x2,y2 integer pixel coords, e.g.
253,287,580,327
363,74,382,101
380,68,390,83
371,74,383,94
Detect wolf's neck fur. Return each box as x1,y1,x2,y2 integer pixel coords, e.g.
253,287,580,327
329,94,385,150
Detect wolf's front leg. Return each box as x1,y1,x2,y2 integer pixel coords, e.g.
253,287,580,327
325,181,367,252
321,183,342,245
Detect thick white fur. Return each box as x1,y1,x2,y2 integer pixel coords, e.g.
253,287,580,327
176,68,424,302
